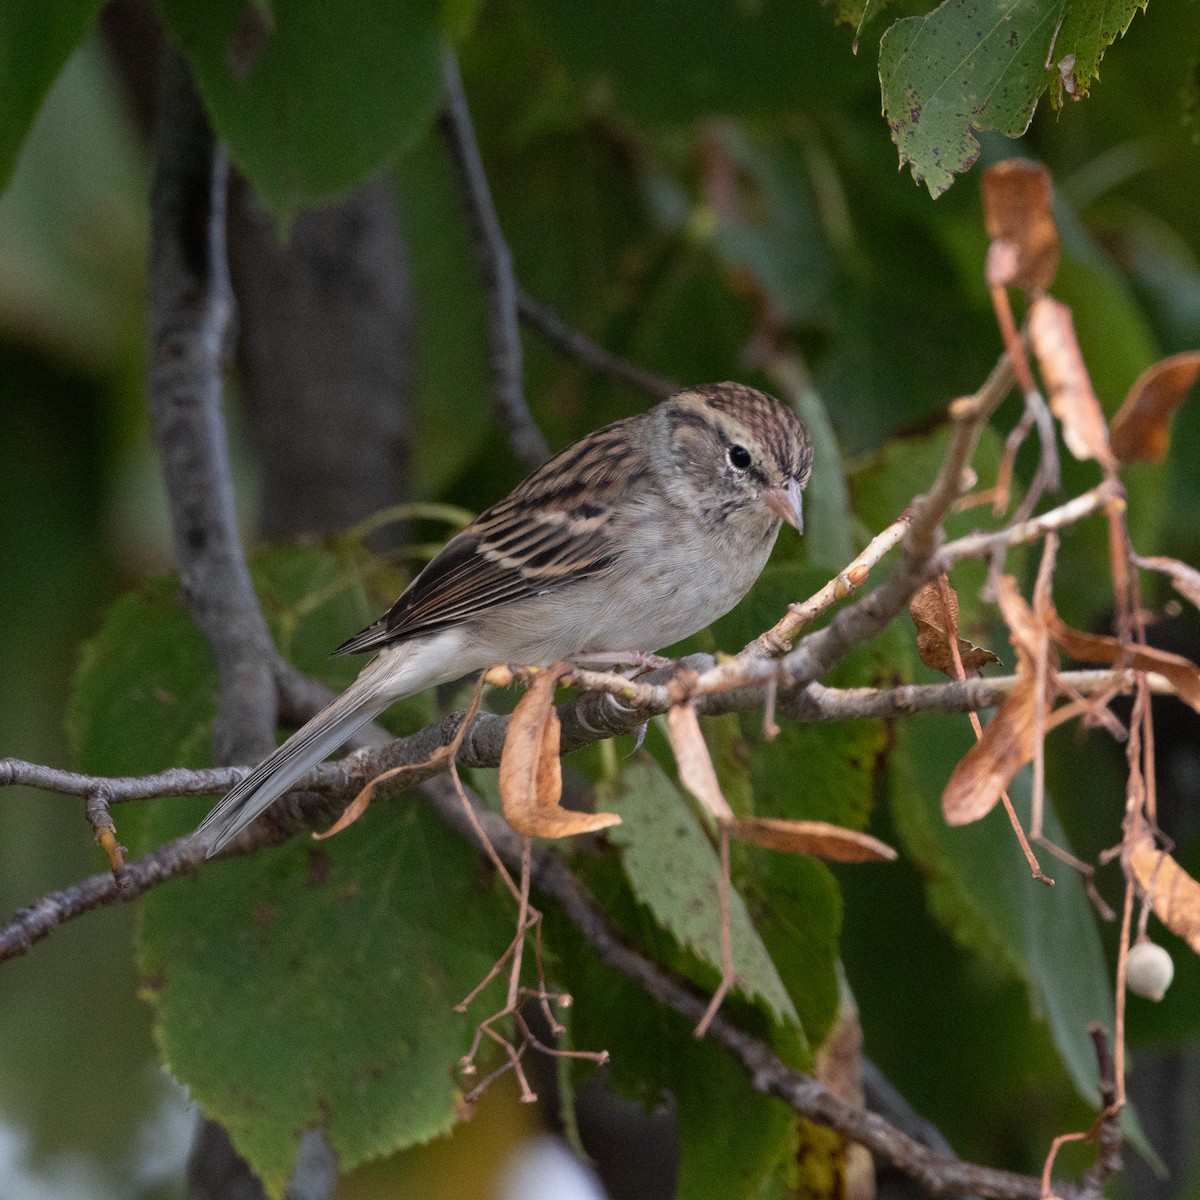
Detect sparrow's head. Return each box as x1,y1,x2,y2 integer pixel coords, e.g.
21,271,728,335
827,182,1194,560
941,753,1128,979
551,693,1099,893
657,382,813,537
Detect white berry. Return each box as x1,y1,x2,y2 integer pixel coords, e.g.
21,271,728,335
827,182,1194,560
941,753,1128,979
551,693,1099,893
1126,940,1174,1001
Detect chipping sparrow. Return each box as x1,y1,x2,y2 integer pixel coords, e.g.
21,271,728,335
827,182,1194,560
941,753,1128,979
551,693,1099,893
195,382,812,854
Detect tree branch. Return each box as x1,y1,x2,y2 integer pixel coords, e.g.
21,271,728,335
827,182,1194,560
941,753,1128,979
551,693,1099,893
0,663,1167,953
438,49,549,470
0,753,1082,1199
146,50,323,1196
425,775,1084,1200
516,288,680,399
146,48,277,769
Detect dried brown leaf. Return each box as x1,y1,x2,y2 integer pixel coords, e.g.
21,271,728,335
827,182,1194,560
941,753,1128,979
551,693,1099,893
982,160,1060,292
1128,817,1200,955
502,664,620,838
315,778,383,840
943,674,1039,826
1132,553,1200,613
1030,296,1115,469
315,749,452,840
722,817,896,863
1110,351,1200,464
1047,613,1200,713
909,578,1001,677
666,704,733,819
942,577,1055,826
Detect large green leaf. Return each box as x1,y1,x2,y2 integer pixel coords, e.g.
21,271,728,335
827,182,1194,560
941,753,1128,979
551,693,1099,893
142,799,512,1197
879,0,1066,196
69,547,508,1195
547,864,800,1200
707,562,898,1047
605,754,803,1037
890,719,1116,1110
153,0,444,216
0,0,105,193
68,577,217,779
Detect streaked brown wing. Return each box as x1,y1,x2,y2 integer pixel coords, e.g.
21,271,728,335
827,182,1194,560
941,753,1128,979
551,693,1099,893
335,417,639,655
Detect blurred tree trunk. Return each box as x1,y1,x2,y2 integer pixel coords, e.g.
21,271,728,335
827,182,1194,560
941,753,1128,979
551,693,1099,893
227,172,415,543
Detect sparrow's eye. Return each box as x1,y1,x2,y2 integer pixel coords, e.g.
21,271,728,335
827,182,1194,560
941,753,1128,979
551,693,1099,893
727,444,752,471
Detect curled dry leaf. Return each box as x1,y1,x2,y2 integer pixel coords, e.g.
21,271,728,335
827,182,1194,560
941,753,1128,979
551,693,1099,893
1030,296,1116,470
722,817,896,863
317,740,467,840
1046,612,1200,713
981,160,1060,292
1128,817,1200,955
942,577,1056,826
501,663,621,838
313,762,417,840
909,577,1001,677
1110,351,1200,464
666,704,734,819
1132,553,1200,613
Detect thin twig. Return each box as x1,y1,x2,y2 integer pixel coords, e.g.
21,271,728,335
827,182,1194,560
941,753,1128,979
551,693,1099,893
694,825,738,1038
516,289,679,399
438,50,549,470
422,773,1084,1200
749,514,910,659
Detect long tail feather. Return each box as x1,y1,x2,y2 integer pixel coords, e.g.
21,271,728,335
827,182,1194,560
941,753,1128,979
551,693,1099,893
194,687,389,857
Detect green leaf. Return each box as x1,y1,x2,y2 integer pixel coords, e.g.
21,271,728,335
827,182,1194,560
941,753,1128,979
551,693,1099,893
141,801,512,1197
0,0,105,193
0,38,149,371
69,547,508,1194
394,126,494,499
547,868,799,1200
706,129,836,331
68,578,217,779
1054,0,1147,98
709,562,895,1047
739,851,844,1052
524,0,874,126
153,0,444,216
605,755,803,1037
879,0,1066,196
890,718,1113,1105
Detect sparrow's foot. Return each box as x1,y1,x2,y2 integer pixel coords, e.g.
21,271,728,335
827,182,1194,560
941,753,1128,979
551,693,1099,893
572,650,674,672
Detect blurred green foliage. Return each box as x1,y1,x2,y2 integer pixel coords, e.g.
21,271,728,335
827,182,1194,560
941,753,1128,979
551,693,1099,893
2,0,1200,1197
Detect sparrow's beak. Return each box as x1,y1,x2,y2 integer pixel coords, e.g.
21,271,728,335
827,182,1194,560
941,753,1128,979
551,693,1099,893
762,478,804,533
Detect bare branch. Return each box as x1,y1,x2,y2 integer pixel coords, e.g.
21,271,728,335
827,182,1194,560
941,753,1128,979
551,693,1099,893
423,774,1084,1200
146,48,277,768
516,289,679,399
0,751,1079,1198
438,50,549,470
0,665,1170,821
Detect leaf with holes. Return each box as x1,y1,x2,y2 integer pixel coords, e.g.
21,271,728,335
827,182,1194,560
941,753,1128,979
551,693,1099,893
880,0,1066,196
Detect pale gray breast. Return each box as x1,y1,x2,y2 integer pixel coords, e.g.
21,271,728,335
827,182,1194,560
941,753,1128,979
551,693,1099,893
482,499,781,660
